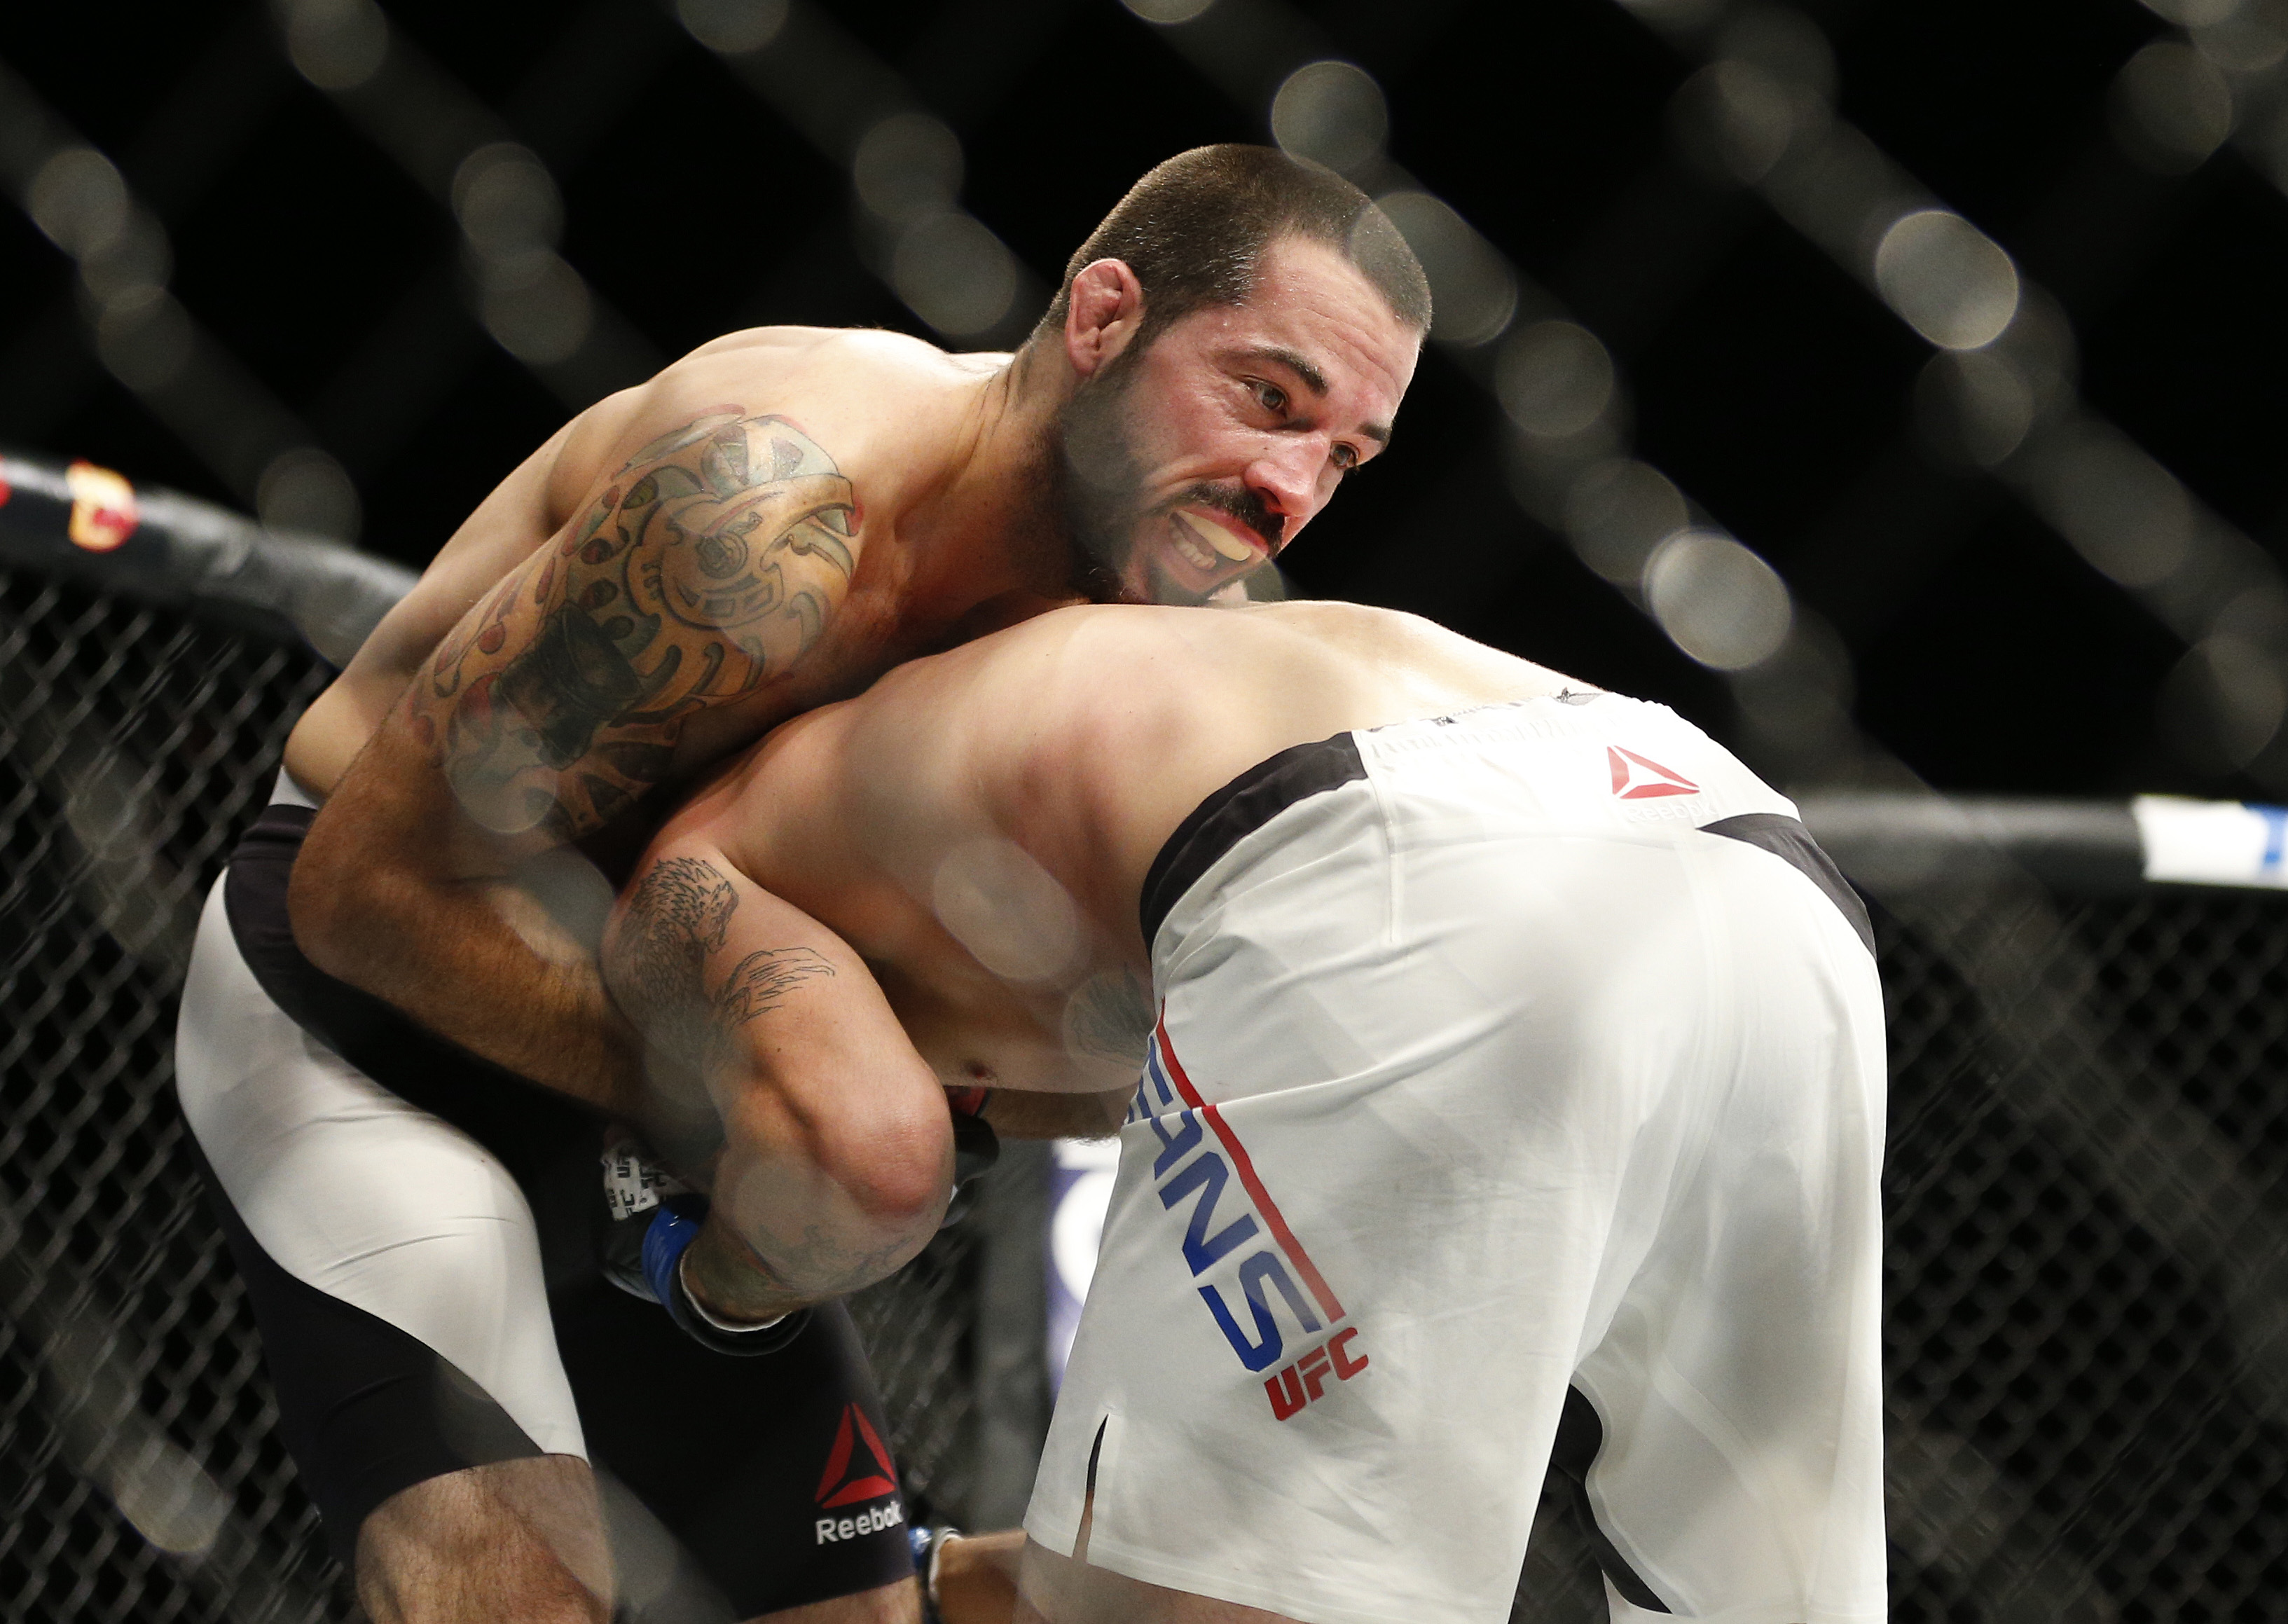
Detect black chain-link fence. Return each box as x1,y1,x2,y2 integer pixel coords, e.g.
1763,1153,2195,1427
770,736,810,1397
0,558,994,1623
1516,878,2288,1623
0,562,340,1624
7,553,2288,1623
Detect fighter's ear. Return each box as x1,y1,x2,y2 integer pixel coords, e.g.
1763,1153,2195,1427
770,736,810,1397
1063,259,1146,379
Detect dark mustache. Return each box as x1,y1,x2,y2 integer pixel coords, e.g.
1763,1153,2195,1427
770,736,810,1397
1174,485,1283,555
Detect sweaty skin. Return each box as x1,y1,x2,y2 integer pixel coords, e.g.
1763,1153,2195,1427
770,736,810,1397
277,233,1418,1624
600,603,1577,1305
602,601,1583,1624
289,236,1419,1122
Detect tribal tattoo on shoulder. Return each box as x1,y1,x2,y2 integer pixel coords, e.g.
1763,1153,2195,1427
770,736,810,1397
414,408,860,838
608,854,837,1075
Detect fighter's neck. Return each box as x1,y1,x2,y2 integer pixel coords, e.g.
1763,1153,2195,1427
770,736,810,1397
892,342,1076,623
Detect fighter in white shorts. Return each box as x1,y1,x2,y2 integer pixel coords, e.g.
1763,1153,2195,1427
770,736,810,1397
598,597,1889,1624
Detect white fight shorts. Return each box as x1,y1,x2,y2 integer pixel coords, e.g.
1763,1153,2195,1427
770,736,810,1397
1026,695,1889,1624
172,772,919,1611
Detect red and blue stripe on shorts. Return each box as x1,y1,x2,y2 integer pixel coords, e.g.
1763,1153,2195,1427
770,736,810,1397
1129,1017,1368,1420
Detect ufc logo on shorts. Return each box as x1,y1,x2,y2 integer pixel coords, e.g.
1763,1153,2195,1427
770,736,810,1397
1133,1026,1366,1398
1265,1327,1368,1421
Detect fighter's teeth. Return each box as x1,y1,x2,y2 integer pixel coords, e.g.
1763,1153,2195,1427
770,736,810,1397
1172,530,1215,570
1176,508,1256,563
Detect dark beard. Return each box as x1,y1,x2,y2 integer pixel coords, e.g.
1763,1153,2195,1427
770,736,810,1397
1047,357,1152,605
1024,348,1288,607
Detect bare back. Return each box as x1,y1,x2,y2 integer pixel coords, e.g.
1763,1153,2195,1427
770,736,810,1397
673,602,1584,1095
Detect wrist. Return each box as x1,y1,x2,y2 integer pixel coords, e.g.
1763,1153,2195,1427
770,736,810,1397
676,1254,788,1333
683,1224,808,1323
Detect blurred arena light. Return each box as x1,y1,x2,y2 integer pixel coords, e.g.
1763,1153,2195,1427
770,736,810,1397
1124,0,1867,783
2140,0,2243,27
1870,209,2020,351
1913,350,2038,469
854,111,965,225
1269,60,1388,176
2135,0,2288,199
455,143,593,366
269,0,661,406
2112,39,2238,171
892,213,1021,339
1370,193,1516,349
1635,0,2288,783
279,0,388,89
675,0,1042,346
1496,321,1619,443
852,113,1019,338
2164,632,2288,771
2033,420,2196,590
1643,530,1793,671
1561,457,1690,586
0,62,361,541
2191,0,2288,72
674,0,791,55
1122,0,1220,24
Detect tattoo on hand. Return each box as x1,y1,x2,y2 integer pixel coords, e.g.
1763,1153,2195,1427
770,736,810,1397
413,408,860,838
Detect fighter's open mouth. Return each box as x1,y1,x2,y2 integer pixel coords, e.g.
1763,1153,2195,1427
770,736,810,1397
1171,508,1261,570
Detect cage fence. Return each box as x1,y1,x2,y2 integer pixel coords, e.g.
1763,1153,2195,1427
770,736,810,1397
0,465,2284,1623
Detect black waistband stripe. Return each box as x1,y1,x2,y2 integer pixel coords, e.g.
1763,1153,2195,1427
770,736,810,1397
1697,812,1875,956
1138,733,1367,951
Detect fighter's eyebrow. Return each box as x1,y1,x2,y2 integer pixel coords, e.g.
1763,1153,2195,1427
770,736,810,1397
1232,345,1393,448
1236,345,1329,397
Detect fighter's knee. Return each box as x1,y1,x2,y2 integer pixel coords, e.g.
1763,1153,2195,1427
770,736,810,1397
354,1459,610,1624
746,1574,923,1623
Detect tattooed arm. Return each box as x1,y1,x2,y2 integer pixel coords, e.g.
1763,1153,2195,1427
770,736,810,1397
290,406,863,1110
602,842,951,1321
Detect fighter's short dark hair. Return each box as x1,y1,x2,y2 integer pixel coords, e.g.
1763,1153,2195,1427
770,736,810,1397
1037,145,1431,344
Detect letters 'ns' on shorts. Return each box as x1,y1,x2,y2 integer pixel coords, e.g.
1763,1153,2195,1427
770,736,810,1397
1026,694,1890,1624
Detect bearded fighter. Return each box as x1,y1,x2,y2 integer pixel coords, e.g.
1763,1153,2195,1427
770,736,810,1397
170,146,1428,1624
606,599,1890,1624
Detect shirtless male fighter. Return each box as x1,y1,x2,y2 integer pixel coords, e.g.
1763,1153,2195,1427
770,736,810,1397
606,600,1890,1624
170,146,1428,1623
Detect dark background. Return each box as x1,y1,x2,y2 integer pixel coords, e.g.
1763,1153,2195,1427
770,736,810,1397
1,0,2278,800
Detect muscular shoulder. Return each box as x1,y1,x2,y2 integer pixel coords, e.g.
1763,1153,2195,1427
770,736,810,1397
556,327,992,521
666,326,1000,424
682,323,993,378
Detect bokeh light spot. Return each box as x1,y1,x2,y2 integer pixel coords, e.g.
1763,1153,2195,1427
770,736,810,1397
1643,530,1793,670
1873,209,2020,351
1270,62,1388,175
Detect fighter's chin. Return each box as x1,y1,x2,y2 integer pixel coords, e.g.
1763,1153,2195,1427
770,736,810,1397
1126,558,1222,608
1123,528,1252,607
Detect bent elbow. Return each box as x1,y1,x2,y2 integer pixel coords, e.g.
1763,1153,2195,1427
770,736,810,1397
839,1110,953,1237
287,826,421,993
285,837,361,982
799,1088,954,1253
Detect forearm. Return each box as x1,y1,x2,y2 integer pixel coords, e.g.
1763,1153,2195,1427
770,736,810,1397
607,845,954,1319
303,858,643,1114
684,1101,942,1319
292,722,645,1115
